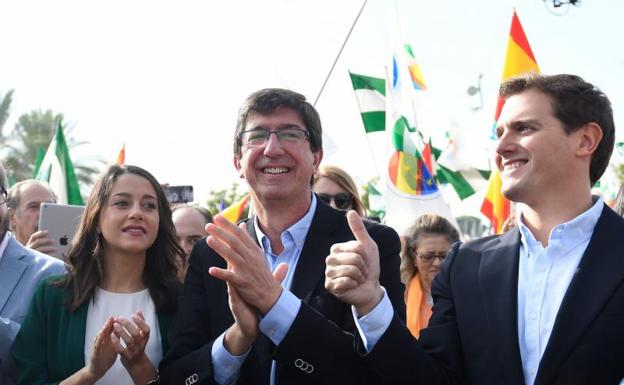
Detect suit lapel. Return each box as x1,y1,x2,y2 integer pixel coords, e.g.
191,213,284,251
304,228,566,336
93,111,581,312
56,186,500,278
289,201,343,302
0,238,29,313
536,206,624,385
479,228,525,385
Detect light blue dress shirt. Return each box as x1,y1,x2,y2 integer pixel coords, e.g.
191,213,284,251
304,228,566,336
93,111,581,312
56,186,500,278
517,197,602,385
212,195,317,385
355,198,605,385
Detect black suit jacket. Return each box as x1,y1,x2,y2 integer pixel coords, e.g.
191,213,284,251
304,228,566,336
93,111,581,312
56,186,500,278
160,199,405,385
364,204,624,385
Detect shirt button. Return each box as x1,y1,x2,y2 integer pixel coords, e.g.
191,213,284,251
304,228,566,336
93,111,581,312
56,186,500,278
528,311,537,320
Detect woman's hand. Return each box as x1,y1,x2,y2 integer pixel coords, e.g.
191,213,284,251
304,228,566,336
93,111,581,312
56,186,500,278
112,310,158,384
87,316,118,380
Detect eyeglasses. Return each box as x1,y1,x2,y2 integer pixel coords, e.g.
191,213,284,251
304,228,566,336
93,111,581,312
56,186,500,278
240,127,310,147
0,188,7,205
318,193,352,210
416,252,448,263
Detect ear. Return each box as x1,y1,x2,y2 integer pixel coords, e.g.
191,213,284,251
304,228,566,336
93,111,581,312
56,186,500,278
312,149,324,172
7,208,17,231
233,154,243,179
575,122,603,158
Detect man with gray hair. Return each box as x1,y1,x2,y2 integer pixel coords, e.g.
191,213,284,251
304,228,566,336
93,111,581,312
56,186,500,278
7,180,57,255
0,165,65,385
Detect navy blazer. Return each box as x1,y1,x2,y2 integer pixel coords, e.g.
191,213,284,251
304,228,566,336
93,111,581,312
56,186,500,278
363,204,624,385
160,199,405,385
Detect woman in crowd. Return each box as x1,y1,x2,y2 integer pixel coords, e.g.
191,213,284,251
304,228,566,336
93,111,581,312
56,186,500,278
313,164,365,216
12,164,183,385
400,214,459,338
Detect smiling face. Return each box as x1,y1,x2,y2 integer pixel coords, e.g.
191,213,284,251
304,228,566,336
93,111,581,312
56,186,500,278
98,174,160,258
234,107,323,206
495,89,580,206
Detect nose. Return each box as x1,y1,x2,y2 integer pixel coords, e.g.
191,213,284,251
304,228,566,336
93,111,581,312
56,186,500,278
432,256,443,268
263,132,285,157
495,128,516,157
128,203,144,219
181,240,193,257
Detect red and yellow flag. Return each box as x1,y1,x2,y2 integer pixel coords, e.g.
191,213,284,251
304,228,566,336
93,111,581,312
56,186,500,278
116,143,126,165
481,10,540,234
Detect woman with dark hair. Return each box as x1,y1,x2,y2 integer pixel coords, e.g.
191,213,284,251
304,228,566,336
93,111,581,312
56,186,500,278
400,214,459,338
313,164,365,216
12,165,182,385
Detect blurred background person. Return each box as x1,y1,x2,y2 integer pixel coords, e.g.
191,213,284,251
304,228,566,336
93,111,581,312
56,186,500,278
313,164,365,216
12,165,183,385
7,180,57,255
171,204,212,281
0,164,65,385
400,214,460,337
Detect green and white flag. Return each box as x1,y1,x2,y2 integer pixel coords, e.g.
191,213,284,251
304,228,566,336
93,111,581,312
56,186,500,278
349,71,488,201
35,121,84,205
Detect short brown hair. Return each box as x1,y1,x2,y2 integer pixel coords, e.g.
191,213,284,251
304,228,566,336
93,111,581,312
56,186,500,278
233,88,322,157
500,73,615,186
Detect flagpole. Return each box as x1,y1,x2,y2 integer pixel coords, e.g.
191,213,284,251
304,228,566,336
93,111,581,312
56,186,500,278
313,0,368,107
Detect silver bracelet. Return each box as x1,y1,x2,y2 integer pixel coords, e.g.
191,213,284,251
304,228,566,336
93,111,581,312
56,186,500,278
146,374,160,384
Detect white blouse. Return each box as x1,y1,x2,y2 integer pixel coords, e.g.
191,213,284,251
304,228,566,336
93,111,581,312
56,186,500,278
84,287,162,385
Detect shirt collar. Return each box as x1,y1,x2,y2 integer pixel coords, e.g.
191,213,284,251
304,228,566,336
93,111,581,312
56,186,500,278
254,194,318,254
518,196,604,255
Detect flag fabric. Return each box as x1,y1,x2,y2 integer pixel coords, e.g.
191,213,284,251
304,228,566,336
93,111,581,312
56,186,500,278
32,145,46,178
116,143,126,165
366,182,385,221
221,194,250,223
350,71,487,201
35,121,84,205
480,10,540,234
383,51,456,234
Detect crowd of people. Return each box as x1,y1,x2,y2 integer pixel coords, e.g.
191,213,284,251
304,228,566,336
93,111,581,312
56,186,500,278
0,72,623,385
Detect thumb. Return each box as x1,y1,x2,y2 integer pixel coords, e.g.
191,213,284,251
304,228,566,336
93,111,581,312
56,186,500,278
347,210,371,243
272,262,289,284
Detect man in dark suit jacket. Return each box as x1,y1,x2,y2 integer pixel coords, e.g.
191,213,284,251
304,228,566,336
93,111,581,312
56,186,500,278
160,88,404,385
325,73,623,385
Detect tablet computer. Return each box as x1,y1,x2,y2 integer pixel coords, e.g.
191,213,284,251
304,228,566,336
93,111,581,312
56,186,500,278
38,203,85,259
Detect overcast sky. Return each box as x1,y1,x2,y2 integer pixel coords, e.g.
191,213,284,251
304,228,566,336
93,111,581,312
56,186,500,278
1,0,622,215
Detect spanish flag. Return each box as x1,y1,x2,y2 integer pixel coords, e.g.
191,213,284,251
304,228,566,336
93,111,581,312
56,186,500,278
481,10,540,234
116,143,126,165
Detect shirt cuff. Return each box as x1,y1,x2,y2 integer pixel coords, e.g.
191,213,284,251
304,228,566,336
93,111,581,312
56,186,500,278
259,288,301,346
211,331,250,385
352,287,393,352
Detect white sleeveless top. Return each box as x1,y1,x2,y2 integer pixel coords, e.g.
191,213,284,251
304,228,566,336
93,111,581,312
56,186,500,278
84,288,162,385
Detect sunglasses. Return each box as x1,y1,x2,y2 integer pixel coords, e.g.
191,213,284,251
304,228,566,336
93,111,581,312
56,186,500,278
318,193,352,210
416,252,448,263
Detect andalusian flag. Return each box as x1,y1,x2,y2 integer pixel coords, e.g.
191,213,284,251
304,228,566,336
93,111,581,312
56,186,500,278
35,121,84,205
221,194,250,223
481,10,540,234
350,71,488,201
